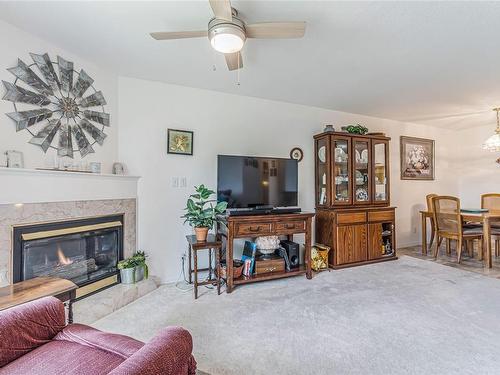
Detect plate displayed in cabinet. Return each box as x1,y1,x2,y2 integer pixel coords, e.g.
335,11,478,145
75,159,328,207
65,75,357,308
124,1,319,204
355,150,361,163
318,146,326,163
356,188,368,201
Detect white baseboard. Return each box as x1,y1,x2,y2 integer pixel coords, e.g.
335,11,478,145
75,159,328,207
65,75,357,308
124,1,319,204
397,241,421,249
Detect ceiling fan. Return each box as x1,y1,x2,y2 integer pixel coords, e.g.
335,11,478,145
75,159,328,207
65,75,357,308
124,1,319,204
150,0,306,71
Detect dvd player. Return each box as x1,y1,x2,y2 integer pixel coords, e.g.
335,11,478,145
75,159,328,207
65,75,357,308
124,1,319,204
226,207,302,216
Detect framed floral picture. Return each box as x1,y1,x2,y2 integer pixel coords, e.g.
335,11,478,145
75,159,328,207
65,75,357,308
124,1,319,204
400,136,435,180
167,129,193,156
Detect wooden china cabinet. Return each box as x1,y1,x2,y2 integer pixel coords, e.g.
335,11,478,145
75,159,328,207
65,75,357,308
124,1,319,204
314,131,397,268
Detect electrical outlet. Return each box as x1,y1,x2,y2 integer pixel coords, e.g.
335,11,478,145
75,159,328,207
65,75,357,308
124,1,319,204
171,176,179,188
180,177,187,188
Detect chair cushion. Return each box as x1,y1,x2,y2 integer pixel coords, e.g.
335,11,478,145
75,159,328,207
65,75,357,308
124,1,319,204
463,228,483,236
464,223,500,236
54,324,144,359
463,223,482,229
0,340,125,375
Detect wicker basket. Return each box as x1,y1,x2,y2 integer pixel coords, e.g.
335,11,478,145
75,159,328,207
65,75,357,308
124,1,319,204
218,260,244,279
311,244,330,271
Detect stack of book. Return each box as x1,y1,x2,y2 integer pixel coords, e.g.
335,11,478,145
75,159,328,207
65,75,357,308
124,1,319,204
241,241,257,277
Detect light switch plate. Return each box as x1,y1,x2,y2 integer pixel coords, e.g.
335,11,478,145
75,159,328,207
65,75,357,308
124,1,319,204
180,177,187,188
171,176,179,188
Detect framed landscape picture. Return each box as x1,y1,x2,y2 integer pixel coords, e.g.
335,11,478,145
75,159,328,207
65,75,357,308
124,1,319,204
400,136,435,180
167,129,193,155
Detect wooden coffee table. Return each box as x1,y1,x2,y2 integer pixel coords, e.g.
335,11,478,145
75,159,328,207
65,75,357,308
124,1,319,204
0,277,78,323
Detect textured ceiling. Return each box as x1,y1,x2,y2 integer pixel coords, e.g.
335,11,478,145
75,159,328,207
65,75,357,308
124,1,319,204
1,1,500,129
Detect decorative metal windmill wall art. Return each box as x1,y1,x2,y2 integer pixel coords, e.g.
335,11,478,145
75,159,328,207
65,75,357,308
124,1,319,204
2,53,109,158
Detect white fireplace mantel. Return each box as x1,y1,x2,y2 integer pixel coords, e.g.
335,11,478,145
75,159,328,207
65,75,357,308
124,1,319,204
0,167,140,205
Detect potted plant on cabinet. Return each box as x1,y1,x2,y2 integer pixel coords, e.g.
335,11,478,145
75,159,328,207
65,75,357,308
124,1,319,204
182,184,228,242
118,251,149,284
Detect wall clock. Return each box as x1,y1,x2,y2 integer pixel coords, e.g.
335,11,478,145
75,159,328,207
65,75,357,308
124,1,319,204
2,53,109,158
290,147,303,162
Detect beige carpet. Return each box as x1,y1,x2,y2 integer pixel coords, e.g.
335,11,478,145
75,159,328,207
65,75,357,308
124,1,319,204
92,256,500,374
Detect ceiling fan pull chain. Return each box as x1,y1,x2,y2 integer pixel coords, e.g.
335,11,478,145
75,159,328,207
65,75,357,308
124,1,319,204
212,49,217,71
236,53,240,86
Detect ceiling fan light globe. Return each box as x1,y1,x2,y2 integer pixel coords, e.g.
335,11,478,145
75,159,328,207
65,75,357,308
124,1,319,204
482,133,500,152
208,21,246,54
483,108,500,152
210,33,244,53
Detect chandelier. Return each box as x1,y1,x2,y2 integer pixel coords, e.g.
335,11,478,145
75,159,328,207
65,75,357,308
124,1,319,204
483,108,500,152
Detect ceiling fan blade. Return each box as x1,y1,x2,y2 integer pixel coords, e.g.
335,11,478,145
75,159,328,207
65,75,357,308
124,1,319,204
225,51,243,71
150,31,207,40
246,22,306,39
209,0,232,21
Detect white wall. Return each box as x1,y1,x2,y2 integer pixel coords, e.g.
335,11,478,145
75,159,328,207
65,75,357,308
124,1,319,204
453,124,500,207
118,77,457,283
0,20,119,173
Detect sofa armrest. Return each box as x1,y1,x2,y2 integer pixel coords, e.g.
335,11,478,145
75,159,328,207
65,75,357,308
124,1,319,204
0,296,66,367
107,326,196,375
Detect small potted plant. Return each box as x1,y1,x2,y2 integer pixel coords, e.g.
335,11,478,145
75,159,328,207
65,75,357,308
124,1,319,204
341,124,369,135
132,251,149,281
118,251,149,284
181,184,228,242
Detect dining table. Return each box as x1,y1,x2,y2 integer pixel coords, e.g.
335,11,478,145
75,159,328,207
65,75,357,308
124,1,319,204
420,209,500,268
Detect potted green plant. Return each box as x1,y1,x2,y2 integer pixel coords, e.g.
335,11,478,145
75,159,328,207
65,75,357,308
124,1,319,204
341,124,369,135
118,251,149,284
132,250,148,281
182,184,228,242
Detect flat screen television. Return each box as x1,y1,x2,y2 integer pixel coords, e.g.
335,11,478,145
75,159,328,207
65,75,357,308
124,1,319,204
217,155,298,209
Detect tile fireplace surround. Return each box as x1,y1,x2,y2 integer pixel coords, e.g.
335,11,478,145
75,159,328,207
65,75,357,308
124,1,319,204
0,198,136,287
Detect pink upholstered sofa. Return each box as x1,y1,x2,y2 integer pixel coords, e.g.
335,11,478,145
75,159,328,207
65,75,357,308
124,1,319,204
0,297,196,375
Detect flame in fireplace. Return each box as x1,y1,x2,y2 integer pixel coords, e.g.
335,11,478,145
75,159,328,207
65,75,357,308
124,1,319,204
57,246,73,266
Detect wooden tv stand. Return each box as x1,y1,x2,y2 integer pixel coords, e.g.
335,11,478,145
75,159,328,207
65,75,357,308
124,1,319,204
218,212,314,293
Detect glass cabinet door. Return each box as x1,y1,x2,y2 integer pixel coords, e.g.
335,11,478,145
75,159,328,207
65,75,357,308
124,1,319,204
373,140,389,203
332,137,351,205
315,136,330,206
353,138,371,204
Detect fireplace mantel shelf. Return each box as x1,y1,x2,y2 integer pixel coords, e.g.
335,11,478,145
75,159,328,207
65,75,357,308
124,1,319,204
0,167,140,180
0,167,140,205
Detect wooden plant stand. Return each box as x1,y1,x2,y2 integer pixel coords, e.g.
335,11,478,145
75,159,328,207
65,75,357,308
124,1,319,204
186,234,222,299
219,212,314,293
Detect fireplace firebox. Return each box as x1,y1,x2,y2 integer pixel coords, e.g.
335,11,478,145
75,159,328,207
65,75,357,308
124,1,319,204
12,215,124,299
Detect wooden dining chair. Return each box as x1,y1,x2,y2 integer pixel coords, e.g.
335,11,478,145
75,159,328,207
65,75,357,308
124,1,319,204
432,196,483,263
481,193,500,257
426,193,438,250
